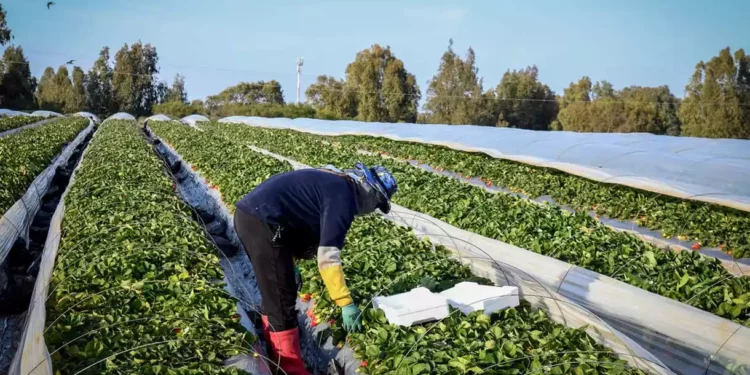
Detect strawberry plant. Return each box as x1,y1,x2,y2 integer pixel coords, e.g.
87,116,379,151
148,120,292,210
46,120,251,374
0,117,88,215
0,114,42,132
200,122,750,326
148,121,647,374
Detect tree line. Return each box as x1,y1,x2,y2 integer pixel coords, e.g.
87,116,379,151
0,41,190,117
0,2,746,138
305,40,749,139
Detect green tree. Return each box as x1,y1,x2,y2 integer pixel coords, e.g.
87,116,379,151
36,65,86,113
620,86,681,135
112,41,160,116
0,3,12,46
36,67,59,111
305,75,357,119
206,80,284,108
344,44,420,123
424,39,489,125
52,66,73,112
492,65,557,130
554,77,680,135
68,66,86,113
85,46,115,115
0,46,36,109
164,74,188,104
679,47,750,139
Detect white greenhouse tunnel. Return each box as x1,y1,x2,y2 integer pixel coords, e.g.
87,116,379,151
220,116,750,213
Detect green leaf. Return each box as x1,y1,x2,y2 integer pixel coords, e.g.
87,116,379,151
412,363,430,375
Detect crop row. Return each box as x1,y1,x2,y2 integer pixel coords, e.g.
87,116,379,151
45,120,250,374
198,121,750,326
336,134,750,259
0,117,88,215
148,120,647,375
0,115,43,132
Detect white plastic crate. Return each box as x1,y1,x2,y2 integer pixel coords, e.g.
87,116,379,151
440,282,519,316
372,287,449,327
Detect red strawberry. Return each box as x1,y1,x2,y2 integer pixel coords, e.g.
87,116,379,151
691,243,701,250
311,318,319,327
594,214,600,220
231,314,241,321
328,319,336,326
306,308,315,319
301,293,311,302
173,328,182,334
360,361,368,367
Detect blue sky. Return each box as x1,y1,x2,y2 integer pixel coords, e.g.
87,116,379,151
5,0,749,104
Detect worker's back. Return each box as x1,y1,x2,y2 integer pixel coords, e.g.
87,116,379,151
235,169,357,248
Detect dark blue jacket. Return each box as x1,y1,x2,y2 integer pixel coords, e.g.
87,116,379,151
235,169,357,248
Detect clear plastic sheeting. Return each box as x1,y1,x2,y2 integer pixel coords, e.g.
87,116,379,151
146,114,172,122
0,109,30,117
220,116,750,213
181,114,209,126
104,112,135,121
29,111,63,118
72,112,101,124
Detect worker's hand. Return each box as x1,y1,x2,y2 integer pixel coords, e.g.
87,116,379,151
294,265,302,292
341,304,362,332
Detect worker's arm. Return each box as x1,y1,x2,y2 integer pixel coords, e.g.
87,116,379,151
317,198,356,307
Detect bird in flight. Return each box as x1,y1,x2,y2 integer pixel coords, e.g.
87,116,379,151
66,59,75,65
46,1,55,9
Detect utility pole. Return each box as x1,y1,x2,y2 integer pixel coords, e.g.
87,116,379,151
296,57,304,104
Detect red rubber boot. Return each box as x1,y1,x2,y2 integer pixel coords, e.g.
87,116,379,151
261,316,311,375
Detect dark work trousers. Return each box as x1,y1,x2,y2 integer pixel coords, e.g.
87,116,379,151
234,209,311,332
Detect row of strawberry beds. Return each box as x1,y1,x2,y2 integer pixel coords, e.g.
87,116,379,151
45,120,250,375
148,120,648,375
337,134,750,259
199,122,750,326
0,115,42,132
0,117,88,215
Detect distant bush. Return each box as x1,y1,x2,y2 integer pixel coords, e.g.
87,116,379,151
152,101,206,119
205,102,349,120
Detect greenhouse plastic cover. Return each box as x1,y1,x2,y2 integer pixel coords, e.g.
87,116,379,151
104,112,135,121
0,109,30,117
146,114,172,122
30,110,63,118
220,116,750,212
72,112,101,123
181,114,209,126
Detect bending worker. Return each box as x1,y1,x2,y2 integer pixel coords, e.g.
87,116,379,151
233,162,398,375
